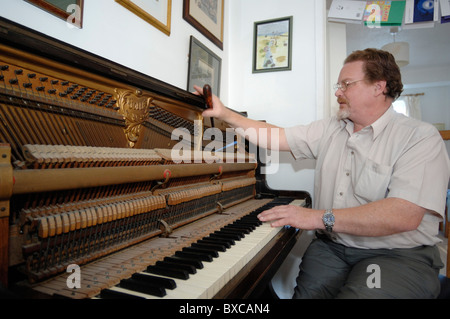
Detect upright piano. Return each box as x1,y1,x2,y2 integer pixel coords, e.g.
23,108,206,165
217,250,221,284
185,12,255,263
0,18,310,299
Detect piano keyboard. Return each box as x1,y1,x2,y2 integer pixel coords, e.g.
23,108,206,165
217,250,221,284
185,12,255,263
95,197,305,299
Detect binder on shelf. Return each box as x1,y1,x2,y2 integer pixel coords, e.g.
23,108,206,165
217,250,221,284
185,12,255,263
440,0,450,23
363,1,406,27
328,0,367,24
404,0,438,28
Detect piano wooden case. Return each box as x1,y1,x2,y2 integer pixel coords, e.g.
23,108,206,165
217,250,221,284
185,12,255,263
0,18,310,299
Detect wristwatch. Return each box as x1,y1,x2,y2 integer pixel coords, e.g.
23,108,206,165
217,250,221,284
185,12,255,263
322,209,335,232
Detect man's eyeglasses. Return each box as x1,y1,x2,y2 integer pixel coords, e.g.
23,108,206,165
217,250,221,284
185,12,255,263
333,79,364,92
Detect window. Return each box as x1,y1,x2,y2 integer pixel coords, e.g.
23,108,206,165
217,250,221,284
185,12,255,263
393,100,407,116
393,96,422,120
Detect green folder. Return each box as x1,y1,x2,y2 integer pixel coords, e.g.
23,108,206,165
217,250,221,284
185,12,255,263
364,1,406,26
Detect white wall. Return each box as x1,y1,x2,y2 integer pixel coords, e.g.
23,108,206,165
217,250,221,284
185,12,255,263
227,1,327,298
403,85,450,167
1,0,228,94
402,85,450,131
227,0,327,197
327,21,347,119
402,67,450,136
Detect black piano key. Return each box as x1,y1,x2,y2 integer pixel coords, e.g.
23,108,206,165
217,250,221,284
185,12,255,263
164,256,203,269
238,215,261,221
155,260,197,274
224,225,253,233
119,278,166,297
212,231,242,241
236,219,262,227
192,242,227,252
218,228,246,237
237,217,262,227
232,219,257,226
204,234,235,245
100,288,146,299
146,265,190,280
175,250,213,262
182,246,218,258
198,238,232,248
131,273,176,290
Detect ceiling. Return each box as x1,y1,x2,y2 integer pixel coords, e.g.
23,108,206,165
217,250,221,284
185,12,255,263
326,0,450,71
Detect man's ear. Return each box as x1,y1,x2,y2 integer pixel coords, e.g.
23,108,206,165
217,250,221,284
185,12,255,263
374,80,387,97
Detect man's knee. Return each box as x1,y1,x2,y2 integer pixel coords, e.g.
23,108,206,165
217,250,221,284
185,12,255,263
293,238,349,299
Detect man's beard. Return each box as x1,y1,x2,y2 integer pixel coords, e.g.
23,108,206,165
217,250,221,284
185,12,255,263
337,99,350,120
337,108,350,120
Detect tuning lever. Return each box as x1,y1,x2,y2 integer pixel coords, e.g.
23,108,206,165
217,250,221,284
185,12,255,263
203,84,213,109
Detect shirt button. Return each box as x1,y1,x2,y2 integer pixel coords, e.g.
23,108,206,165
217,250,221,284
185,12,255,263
339,192,344,196
346,172,350,176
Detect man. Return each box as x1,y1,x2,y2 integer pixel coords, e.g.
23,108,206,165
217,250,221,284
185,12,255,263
195,48,450,298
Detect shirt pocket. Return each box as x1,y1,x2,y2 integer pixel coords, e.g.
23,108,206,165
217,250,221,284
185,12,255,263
354,159,393,204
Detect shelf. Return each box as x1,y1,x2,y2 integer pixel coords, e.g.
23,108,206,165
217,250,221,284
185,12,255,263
440,130,450,140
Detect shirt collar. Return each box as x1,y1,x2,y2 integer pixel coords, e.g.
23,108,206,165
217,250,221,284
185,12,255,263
340,106,395,140
371,106,395,140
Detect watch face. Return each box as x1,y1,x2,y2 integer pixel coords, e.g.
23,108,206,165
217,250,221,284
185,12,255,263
323,211,334,232
324,213,335,225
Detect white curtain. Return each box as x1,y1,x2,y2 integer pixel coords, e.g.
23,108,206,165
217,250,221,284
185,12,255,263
402,95,422,120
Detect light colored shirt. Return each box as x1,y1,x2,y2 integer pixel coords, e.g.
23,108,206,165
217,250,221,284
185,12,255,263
285,107,450,249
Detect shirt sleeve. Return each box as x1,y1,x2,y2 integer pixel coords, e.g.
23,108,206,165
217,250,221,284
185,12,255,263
387,124,450,217
285,118,334,160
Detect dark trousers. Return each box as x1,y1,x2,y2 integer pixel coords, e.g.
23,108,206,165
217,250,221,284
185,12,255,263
293,235,444,299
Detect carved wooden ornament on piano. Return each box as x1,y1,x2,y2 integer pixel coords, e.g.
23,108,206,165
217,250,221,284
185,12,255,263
0,18,310,299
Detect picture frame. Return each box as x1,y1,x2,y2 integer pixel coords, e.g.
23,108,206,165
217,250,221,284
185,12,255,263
183,0,224,50
25,0,84,28
253,16,293,73
187,36,222,97
115,0,172,36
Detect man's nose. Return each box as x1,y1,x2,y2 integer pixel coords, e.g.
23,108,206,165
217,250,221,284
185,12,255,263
335,88,343,98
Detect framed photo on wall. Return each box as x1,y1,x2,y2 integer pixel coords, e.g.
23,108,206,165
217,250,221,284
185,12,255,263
25,0,84,28
253,16,293,73
115,0,172,36
187,36,222,97
183,0,224,50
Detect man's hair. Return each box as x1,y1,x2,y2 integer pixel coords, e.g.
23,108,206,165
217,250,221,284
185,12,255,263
344,48,403,100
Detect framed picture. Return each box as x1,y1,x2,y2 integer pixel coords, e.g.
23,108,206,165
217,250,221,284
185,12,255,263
253,16,293,73
183,0,224,50
115,0,171,36
25,0,84,28
187,36,222,97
